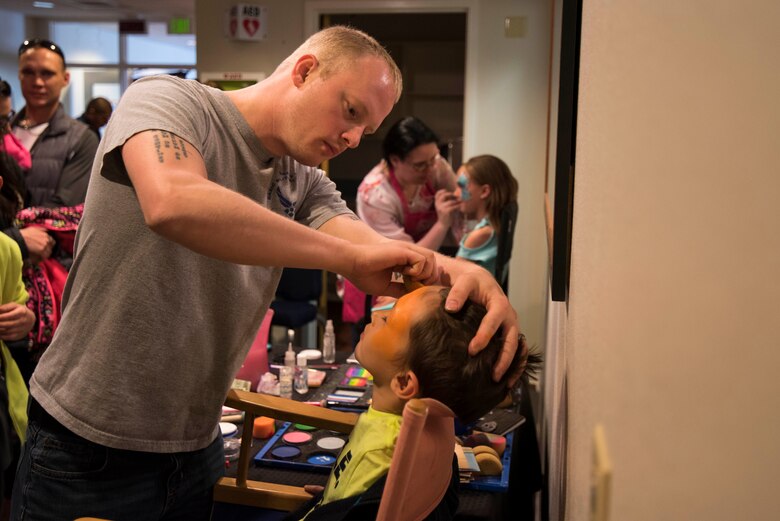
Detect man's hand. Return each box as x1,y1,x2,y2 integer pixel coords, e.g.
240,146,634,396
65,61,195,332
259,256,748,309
439,259,525,382
20,226,55,263
0,302,35,341
343,240,437,298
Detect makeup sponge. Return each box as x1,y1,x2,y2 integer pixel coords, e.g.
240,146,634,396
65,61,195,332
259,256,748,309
483,433,507,457
465,431,507,457
253,416,276,439
475,451,503,476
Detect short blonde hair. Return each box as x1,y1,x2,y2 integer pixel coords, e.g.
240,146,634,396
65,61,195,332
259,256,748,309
286,25,403,102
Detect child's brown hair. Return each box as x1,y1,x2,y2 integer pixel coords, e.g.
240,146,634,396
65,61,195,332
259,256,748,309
402,288,541,424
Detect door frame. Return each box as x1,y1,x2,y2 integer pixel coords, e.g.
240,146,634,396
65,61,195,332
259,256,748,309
303,0,480,154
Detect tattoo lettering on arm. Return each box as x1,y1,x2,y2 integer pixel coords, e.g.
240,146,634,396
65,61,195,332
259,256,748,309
151,130,190,164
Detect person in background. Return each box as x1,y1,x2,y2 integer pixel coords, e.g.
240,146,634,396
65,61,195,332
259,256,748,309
0,79,31,172
357,116,460,249
0,168,35,521
342,116,461,339
0,98,36,263
293,285,538,520
11,39,98,208
455,155,518,277
77,97,113,141
11,26,521,520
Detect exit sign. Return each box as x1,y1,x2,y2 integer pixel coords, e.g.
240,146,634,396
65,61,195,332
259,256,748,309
168,17,192,35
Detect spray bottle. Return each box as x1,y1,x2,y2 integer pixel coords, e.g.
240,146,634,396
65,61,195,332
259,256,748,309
322,319,336,364
279,329,295,399
294,352,309,394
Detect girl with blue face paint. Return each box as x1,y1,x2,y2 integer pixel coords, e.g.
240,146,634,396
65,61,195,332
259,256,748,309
456,172,471,201
454,155,518,277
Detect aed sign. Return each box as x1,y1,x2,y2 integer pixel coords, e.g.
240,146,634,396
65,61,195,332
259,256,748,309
226,4,268,41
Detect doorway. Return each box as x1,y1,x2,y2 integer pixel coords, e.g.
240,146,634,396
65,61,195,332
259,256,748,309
320,12,467,211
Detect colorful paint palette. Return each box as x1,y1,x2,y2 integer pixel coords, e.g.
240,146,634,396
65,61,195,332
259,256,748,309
254,422,350,473
345,366,372,379
339,376,369,389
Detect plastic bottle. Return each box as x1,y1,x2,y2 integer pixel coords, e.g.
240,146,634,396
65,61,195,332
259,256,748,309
322,319,336,364
279,330,295,399
294,352,309,394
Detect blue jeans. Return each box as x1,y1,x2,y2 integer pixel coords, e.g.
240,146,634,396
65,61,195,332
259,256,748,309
10,402,225,520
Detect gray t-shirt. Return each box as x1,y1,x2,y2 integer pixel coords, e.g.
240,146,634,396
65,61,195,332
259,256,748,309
30,75,353,452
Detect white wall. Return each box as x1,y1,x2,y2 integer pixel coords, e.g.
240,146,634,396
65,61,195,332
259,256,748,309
196,0,305,78
565,1,780,519
463,0,551,352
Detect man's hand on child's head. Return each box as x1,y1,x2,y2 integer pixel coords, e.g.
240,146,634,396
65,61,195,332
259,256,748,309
507,334,530,388
443,263,522,382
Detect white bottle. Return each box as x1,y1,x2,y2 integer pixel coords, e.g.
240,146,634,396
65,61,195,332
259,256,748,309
322,319,336,364
294,352,309,394
279,333,295,399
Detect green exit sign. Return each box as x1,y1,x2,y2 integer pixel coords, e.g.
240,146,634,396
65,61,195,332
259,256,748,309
168,17,192,34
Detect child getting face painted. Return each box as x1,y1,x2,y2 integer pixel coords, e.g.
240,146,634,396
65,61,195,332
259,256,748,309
454,155,519,277
299,285,539,519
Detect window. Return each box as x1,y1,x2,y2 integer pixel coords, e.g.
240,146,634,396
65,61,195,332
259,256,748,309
50,21,196,118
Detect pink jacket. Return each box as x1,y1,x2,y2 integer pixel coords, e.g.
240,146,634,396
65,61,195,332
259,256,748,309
3,133,31,170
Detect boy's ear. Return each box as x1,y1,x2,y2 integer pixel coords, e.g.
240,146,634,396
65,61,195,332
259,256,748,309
292,54,318,87
390,370,420,400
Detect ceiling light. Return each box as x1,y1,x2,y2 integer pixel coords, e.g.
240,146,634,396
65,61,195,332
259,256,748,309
33,1,55,8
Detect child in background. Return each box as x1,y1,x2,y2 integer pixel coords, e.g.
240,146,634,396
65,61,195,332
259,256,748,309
296,285,540,520
455,155,518,277
0,172,35,511
0,79,31,172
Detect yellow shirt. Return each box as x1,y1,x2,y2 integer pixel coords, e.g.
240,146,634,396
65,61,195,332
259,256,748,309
0,233,30,440
321,406,402,505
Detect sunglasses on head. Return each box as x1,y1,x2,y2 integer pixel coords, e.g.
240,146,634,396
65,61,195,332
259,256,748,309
18,39,66,66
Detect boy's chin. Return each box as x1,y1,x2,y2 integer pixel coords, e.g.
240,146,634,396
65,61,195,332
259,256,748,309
354,341,364,364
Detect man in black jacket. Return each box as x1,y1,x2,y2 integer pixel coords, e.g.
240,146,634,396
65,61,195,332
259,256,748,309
11,39,98,208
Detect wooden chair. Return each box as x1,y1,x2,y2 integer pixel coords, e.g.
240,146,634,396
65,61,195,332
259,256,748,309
214,390,456,521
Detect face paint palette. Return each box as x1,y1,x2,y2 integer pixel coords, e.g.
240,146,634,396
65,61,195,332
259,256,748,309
254,421,350,473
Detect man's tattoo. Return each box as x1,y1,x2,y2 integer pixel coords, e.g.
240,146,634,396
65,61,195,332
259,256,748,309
152,130,190,163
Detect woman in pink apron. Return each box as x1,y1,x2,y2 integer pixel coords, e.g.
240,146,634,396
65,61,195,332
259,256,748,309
342,117,461,332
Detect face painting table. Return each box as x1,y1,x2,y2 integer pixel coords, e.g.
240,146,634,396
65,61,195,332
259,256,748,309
217,349,541,520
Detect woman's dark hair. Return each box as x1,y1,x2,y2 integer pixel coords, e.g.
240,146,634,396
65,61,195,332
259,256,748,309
0,78,26,221
0,79,11,98
403,288,542,424
382,116,440,163
0,153,26,226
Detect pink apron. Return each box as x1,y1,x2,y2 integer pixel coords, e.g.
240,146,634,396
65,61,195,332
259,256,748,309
342,169,437,323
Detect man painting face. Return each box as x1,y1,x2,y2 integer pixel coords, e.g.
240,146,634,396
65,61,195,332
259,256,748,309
280,54,397,167
18,47,69,112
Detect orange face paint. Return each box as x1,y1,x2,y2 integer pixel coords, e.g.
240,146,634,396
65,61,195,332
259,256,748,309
356,286,442,380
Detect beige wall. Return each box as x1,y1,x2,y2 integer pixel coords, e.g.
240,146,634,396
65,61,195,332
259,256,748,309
564,1,780,519
196,0,306,77
195,0,553,350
